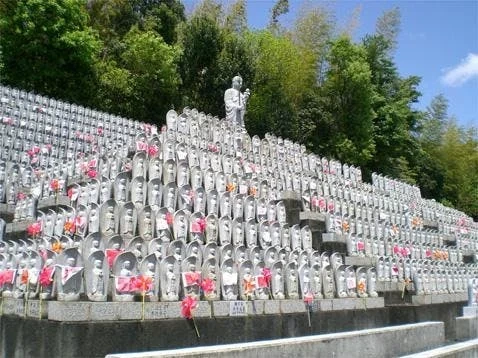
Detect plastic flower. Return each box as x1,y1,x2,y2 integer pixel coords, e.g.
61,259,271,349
16,192,27,201
181,296,198,320
226,183,236,192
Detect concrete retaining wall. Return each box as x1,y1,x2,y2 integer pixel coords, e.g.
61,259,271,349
106,322,445,358
400,339,478,358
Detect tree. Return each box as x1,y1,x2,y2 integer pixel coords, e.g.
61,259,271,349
292,3,334,84
0,0,100,104
224,0,247,34
135,0,186,45
96,27,181,124
376,7,401,52
245,30,315,141
269,0,289,33
362,34,422,182
309,36,375,168
179,10,224,114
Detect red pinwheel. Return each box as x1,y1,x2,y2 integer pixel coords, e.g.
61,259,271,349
134,275,153,293
87,169,97,179
50,179,60,192
181,296,198,320
201,278,215,296
192,217,206,233
27,222,42,237
63,220,76,234
39,266,54,288
166,212,173,226
148,145,159,157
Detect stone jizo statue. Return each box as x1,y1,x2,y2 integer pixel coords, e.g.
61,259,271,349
224,76,250,127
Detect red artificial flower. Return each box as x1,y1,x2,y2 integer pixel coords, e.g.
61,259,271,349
261,267,272,286
16,192,27,201
50,179,60,192
181,296,198,320
97,127,104,135
201,278,215,295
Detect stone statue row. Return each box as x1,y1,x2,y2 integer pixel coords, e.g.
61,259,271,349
0,245,381,302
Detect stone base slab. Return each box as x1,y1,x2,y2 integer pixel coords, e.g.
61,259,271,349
0,296,385,321
412,293,467,305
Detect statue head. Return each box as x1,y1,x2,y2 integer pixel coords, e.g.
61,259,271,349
232,76,242,90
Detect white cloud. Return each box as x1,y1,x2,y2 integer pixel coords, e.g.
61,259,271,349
441,53,478,87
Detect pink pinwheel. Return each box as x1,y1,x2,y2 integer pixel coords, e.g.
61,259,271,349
201,278,215,297
148,145,159,157
262,267,272,287
181,296,198,320
303,292,314,304
87,169,97,179
50,179,60,192
27,222,42,237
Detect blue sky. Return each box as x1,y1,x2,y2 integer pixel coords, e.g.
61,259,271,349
184,1,478,128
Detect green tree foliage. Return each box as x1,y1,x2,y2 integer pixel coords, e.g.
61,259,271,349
96,27,181,124
245,30,315,141
309,36,375,168
362,34,422,182
0,0,100,104
269,0,289,33
178,8,224,114
292,3,334,83
417,95,478,218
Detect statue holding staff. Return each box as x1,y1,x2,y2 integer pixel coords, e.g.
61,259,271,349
224,75,250,127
